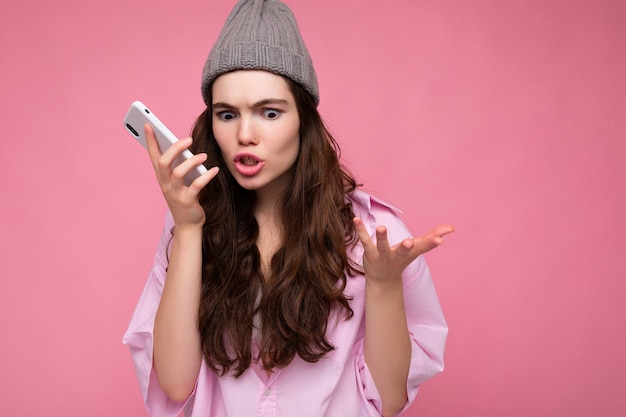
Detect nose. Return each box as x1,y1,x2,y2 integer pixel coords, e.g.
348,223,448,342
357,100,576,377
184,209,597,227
237,116,258,145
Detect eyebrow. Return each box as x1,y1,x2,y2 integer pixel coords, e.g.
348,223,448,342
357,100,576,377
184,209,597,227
212,98,290,109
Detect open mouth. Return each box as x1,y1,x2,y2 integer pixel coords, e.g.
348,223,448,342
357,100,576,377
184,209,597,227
239,156,259,166
234,153,265,176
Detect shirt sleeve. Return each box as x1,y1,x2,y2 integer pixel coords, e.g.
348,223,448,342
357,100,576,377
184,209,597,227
352,193,448,416
122,211,192,417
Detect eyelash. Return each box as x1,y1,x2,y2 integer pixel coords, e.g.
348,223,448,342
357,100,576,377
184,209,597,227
217,111,236,121
263,109,281,119
216,109,282,121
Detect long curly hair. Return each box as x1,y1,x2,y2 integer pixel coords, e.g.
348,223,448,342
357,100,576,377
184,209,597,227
188,76,361,377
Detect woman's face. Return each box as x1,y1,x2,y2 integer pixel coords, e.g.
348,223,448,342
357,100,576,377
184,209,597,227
211,70,300,196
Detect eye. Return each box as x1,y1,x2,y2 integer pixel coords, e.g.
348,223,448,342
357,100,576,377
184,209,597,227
262,109,281,119
217,111,236,121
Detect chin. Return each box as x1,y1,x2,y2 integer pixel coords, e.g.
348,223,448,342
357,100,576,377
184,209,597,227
234,177,264,191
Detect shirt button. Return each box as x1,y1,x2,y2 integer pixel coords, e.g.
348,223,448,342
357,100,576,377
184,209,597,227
264,388,271,396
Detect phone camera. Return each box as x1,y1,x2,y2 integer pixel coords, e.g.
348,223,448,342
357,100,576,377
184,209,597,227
126,123,139,137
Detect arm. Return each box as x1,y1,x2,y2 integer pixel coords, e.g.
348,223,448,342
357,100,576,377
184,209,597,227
363,267,411,416
153,225,204,402
354,219,454,416
144,124,219,402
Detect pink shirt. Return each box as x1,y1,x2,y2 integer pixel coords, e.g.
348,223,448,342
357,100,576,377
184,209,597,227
123,189,447,417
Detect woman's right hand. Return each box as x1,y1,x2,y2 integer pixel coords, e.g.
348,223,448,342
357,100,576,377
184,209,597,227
145,124,220,228
147,124,213,401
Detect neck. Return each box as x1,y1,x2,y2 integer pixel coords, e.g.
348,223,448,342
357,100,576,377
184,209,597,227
254,188,284,281
253,170,292,219
254,188,281,221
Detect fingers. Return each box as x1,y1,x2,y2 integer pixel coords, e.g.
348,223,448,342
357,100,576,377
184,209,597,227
412,224,456,256
170,152,207,188
353,217,373,248
354,218,455,285
144,124,162,171
353,218,389,252
429,224,456,239
354,217,455,260
145,123,190,172
188,166,220,192
145,124,188,168
375,226,391,256
144,124,217,191
354,218,410,261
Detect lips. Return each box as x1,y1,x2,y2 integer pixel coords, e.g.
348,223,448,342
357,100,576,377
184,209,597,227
234,153,265,176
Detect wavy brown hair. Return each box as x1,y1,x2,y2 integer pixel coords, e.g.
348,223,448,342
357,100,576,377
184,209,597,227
187,77,361,377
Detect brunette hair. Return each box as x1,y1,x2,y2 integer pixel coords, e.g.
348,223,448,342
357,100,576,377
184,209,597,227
188,77,361,377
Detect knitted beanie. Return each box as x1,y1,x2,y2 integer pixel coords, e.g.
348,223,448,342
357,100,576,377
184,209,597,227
201,0,319,106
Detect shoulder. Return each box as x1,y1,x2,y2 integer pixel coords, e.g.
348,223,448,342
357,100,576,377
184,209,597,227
347,189,409,243
348,188,402,216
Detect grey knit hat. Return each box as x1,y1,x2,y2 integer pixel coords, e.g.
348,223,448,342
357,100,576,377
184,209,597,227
201,0,319,106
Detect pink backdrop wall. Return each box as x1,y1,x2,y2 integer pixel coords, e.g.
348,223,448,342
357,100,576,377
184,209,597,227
1,0,624,415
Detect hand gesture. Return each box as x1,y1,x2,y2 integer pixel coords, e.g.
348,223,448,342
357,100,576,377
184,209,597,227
145,124,219,228
353,218,455,285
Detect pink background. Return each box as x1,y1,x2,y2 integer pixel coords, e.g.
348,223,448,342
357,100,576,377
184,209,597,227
1,0,624,415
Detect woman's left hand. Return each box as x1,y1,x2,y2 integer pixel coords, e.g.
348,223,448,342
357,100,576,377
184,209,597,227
353,218,455,284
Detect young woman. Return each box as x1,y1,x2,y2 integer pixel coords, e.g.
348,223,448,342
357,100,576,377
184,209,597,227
124,1,454,416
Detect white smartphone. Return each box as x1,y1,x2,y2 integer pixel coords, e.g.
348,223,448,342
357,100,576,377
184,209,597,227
123,101,207,186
